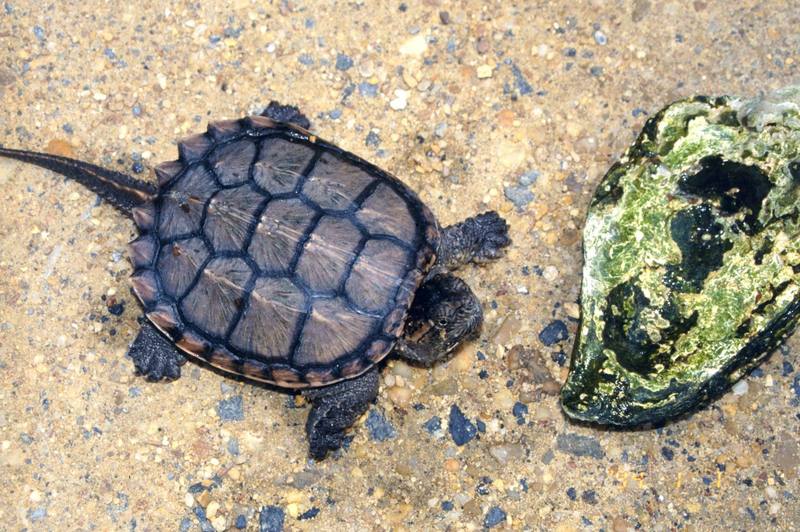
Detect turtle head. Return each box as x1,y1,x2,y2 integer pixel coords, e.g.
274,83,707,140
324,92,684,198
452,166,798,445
403,273,483,357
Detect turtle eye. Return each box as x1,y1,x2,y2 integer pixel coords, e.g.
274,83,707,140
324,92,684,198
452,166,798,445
437,318,448,327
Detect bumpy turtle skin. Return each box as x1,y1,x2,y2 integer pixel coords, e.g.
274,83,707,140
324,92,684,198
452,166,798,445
128,319,186,381
394,273,484,366
0,146,155,214
129,115,440,389
304,366,380,460
437,211,511,271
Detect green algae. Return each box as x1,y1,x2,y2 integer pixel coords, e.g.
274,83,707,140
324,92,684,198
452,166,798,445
561,87,800,426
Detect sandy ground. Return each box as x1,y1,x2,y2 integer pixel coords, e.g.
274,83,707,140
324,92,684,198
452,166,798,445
0,1,799,530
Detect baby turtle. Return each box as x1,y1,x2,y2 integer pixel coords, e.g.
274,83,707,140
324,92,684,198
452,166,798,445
0,102,510,458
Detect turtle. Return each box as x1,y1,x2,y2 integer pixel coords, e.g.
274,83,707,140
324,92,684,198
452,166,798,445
0,102,510,458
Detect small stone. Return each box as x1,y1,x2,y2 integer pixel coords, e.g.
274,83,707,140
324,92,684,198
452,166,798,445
217,395,244,421
235,515,247,529
298,507,320,521
439,11,450,25
335,53,353,71
593,30,608,45
206,501,220,519
732,380,749,395
483,506,506,528
504,184,534,210
390,89,409,110
386,385,412,407
365,131,381,147
259,506,285,532
510,64,533,96
448,404,477,446
434,122,448,138
195,491,212,508
540,379,561,396
661,447,675,461
423,416,441,434
477,64,494,79
28,507,47,521
489,444,525,464
399,34,427,55
539,320,569,346
555,432,605,459
365,409,396,441
45,139,77,158
581,490,598,505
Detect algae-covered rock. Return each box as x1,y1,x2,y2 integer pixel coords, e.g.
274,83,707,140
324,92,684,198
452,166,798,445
561,86,800,426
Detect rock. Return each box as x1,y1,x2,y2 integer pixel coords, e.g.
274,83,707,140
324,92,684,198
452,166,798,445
540,379,561,395
399,34,427,55
562,86,800,427
386,385,412,407
448,404,477,446
504,184,534,211
365,409,396,441
477,64,493,79
335,53,353,71
732,380,749,395
489,444,525,464
217,396,244,421
483,506,506,528
45,139,77,158
423,416,441,434
555,433,604,459
538,320,568,346
259,506,284,532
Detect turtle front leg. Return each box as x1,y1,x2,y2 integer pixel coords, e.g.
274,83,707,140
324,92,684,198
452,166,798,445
304,367,379,460
438,211,510,271
127,319,186,381
395,273,483,366
261,101,312,130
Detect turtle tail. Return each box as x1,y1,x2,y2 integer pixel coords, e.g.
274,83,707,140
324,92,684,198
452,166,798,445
0,147,156,216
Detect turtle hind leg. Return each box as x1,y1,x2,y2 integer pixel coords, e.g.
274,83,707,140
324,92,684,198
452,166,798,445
303,367,379,460
127,319,186,382
261,101,312,130
438,211,511,270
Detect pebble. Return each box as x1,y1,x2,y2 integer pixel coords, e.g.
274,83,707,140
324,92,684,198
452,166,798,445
335,53,353,71
448,404,477,446
399,34,427,55
555,432,605,459
483,506,507,528
504,184,535,210
510,64,534,95
386,385,412,407
217,396,244,421
593,30,608,45
539,320,569,346
732,379,749,395
365,409,396,441
390,89,409,110
477,64,494,79
206,501,220,519
259,506,284,532
489,444,525,464
423,416,441,434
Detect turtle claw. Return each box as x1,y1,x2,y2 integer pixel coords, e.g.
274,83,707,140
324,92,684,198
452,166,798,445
471,211,511,263
127,320,186,382
261,101,312,130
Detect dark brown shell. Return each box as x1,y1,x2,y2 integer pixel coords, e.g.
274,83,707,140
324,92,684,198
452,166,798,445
127,116,439,388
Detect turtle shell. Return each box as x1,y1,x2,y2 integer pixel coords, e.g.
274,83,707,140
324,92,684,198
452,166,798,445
127,116,439,388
